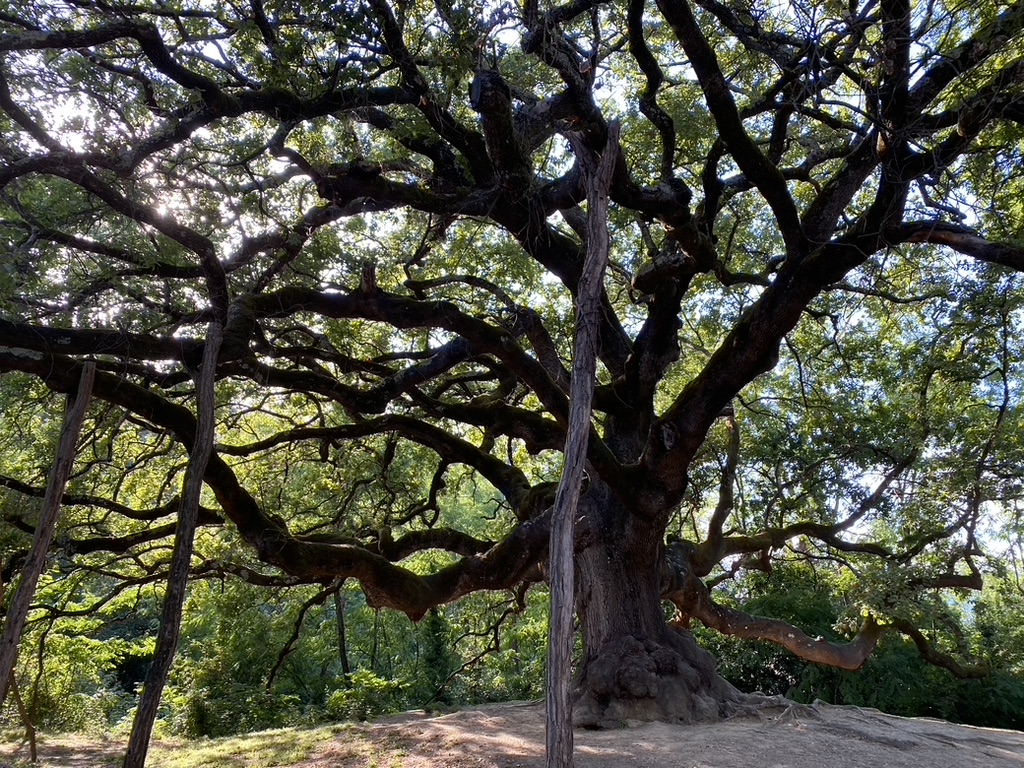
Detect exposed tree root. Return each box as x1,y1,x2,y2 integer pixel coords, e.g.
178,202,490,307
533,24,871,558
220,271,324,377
724,693,825,724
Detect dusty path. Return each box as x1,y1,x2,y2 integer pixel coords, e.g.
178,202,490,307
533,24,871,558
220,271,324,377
310,700,1024,768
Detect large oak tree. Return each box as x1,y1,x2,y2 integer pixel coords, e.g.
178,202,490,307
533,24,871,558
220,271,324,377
2,0,1024,727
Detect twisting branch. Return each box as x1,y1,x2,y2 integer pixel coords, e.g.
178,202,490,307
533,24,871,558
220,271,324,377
692,409,740,576
0,64,61,150
891,618,989,679
655,0,805,259
627,0,675,180
665,545,884,670
215,416,531,511
0,474,215,522
906,1,1024,114
366,0,492,182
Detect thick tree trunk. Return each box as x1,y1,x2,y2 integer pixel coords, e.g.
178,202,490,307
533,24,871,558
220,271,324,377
572,496,738,728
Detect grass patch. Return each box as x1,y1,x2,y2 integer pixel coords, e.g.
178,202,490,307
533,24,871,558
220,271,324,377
148,724,348,768
0,724,350,768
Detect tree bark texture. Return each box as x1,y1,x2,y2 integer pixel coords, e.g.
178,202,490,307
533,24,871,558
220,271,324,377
573,497,739,728
546,123,620,767
123,324,222,768
0,361,95,706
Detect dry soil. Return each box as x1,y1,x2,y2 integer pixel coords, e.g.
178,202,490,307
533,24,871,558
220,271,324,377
309,699,1024,768
4,699,1024,767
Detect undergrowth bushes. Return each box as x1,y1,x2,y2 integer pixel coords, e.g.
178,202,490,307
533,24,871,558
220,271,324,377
5,566,1024,737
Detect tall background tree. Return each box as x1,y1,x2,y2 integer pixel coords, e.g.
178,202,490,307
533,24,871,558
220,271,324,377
1,0,1024,730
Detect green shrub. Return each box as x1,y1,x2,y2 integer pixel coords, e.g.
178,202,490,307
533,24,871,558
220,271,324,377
326,670,410,721
165,673,306,738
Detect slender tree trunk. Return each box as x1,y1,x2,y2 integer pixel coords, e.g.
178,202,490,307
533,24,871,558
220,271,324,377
334,586,351,683
123,324,222,768
10,677,36,762
0,579,38,762
546,124,620,768
0,361,95,707
370,609,380,673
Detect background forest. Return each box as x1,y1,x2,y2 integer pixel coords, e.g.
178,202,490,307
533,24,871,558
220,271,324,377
5,540,1024,738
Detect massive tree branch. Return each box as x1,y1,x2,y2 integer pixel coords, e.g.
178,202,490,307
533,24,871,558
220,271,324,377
664,551,883,671
0,347,551,621
890,222,1024,272
216,417,532,511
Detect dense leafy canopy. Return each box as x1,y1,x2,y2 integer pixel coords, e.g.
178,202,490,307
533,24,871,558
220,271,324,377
2,0,1024,734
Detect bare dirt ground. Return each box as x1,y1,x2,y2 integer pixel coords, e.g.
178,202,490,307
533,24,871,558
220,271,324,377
310,700,1024,768
4,700,1024,767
